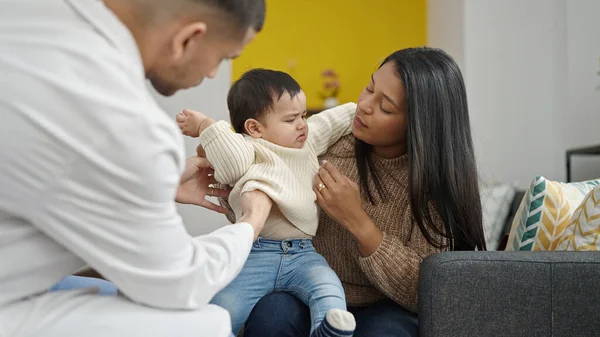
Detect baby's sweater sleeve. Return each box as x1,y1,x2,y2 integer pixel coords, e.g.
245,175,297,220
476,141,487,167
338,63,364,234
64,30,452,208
198,121,255,185
306,103,356,156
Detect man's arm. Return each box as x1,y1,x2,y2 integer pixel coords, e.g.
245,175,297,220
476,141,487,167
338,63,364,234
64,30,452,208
72,181,269,280
35,115,266,310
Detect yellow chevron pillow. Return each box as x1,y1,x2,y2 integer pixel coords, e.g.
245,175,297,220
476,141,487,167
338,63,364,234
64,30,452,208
556,185,600,251
506,175,600,251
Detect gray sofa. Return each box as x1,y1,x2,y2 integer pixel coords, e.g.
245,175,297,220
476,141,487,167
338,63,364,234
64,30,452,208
419,251,600,337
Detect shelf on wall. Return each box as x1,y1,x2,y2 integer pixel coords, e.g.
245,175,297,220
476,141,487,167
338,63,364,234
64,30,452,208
566,144,600,182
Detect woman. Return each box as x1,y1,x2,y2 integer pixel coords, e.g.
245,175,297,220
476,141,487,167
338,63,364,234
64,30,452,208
242,47,486,337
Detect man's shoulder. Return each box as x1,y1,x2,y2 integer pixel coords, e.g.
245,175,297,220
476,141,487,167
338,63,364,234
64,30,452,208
1,0,144,91
0,0,181,173
0,0,168,134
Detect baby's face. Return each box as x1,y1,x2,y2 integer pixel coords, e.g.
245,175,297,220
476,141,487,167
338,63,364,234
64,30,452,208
260,91,308,149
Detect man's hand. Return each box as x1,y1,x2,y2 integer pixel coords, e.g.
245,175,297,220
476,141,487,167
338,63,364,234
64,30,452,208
176,156,230,214
196,143,206,157
238,190,272,240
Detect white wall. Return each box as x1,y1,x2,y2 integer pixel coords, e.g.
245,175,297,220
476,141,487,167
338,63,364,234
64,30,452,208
565,0,600,181
464,0,566,187
427,0,465,71
150,63,232,236
428,0,599,188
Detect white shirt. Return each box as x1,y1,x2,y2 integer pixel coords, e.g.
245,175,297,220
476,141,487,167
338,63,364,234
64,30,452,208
0,0,253,310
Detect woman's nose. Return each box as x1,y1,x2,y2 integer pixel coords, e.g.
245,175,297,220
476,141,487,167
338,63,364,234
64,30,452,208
358,100,374,115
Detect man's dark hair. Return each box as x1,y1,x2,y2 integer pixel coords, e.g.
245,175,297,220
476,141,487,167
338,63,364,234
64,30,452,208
197,0,266,33
227,69,301,133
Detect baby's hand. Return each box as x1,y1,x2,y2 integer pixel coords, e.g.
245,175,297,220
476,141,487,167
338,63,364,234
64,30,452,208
176,109,214,137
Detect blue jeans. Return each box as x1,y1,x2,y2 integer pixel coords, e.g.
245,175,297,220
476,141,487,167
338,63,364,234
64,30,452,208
210,238,347,336
49,275,118,296
243,292,419,337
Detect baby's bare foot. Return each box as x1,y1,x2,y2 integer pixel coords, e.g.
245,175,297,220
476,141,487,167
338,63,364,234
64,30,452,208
176,109,203,137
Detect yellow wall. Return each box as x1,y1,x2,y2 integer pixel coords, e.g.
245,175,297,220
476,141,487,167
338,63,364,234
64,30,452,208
232,0,427,108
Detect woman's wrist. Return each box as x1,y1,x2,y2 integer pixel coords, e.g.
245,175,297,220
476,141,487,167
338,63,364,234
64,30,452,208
346,212,384,257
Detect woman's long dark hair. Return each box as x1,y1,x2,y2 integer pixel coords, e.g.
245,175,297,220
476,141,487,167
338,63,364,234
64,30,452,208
356,47,486,251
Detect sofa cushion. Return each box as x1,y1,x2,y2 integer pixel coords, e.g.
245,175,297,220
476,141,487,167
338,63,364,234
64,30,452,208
506,175,599,251
419,251,600,337
556,185,600,250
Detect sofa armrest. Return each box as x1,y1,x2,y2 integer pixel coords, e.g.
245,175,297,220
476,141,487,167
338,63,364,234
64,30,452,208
419,251,600,337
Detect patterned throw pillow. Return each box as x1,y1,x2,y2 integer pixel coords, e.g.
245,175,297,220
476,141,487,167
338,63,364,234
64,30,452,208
556,185,600,251
506,175,600,251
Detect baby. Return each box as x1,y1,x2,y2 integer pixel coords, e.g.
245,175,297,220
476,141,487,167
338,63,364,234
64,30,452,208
177,69,356,337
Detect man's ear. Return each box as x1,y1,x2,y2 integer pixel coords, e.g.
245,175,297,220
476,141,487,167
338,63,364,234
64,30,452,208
171,22,208,61
244,119,263,138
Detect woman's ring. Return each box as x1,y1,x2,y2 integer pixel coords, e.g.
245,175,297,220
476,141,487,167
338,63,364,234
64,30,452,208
318,183,326,192
210,187,214,196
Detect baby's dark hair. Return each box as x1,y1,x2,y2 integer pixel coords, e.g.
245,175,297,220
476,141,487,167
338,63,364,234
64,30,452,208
227,69,302,133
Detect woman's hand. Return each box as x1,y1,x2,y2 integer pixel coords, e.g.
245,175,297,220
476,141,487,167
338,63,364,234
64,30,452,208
176,156,230,214
313,161,383,256
313,161,364,228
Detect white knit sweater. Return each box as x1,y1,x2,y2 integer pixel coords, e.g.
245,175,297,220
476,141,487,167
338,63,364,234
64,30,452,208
199,103,356,236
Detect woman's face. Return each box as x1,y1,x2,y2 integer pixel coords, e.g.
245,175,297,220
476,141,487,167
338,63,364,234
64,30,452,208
352,61,408,158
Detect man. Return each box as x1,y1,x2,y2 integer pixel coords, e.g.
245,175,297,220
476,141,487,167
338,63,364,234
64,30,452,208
0,0,268,336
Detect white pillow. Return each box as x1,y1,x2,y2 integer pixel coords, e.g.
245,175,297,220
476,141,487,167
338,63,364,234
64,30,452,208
480,183,516,250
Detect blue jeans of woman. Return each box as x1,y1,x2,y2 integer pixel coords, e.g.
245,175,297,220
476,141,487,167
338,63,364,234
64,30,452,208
243,292,418,337
210,238,347,336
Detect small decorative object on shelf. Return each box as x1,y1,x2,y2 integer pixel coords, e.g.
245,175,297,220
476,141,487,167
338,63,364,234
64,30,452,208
319,68,340,109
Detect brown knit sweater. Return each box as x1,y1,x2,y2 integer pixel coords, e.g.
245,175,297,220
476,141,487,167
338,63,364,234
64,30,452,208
314,135,445,312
